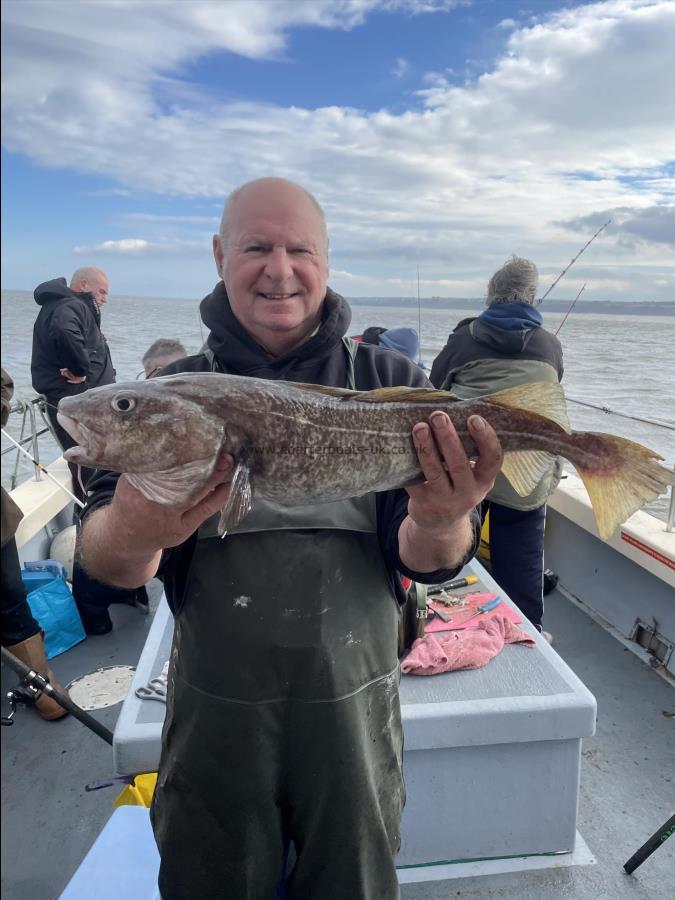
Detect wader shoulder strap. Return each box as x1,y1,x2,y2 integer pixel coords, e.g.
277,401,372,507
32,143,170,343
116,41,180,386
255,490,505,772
341,336,359,391
202,347,219,372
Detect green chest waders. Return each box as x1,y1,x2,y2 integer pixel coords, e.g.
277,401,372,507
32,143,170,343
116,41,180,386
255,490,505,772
152,340,405,900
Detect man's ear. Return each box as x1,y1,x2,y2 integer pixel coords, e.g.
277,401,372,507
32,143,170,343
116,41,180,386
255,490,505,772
212,235,225,278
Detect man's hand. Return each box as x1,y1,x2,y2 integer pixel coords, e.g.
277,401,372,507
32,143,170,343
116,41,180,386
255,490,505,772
398,412,502,573
60,368,86,384
79,450,234,588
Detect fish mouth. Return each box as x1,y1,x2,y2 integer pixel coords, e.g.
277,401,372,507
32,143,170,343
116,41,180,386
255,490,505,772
56,412,106,464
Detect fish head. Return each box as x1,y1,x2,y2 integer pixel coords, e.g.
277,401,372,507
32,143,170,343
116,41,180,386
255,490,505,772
56,376,226,475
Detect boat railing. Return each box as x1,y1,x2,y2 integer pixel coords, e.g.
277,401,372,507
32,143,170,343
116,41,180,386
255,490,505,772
1,396,60,489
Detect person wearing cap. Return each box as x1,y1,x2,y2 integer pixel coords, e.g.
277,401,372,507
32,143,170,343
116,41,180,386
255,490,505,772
354,326,420,363
430,255,563,639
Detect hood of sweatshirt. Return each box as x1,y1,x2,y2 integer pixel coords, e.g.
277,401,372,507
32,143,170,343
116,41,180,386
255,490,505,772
470,301,543,354
200,281,352,380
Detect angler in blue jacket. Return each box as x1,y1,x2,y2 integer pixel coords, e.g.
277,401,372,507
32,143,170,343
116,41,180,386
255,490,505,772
430,256,564,635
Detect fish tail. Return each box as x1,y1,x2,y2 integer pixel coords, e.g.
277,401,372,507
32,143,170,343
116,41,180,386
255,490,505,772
569,433,675,540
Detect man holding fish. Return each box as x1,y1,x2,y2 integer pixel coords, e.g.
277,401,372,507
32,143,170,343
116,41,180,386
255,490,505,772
74,178,502,898
66,178,673,897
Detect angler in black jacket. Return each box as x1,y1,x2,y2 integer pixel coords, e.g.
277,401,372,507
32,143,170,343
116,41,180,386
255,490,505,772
31,269,146,633
31,269,115,496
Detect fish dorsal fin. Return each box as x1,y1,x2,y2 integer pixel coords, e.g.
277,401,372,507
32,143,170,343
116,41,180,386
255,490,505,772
486,382,571,434
501,450,558,497
126,457,217,507
289,382,458,404
218,457,253,537
289,382,360,399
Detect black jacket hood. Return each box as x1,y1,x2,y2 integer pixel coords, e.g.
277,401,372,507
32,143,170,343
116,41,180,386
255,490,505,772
34,277,73,306
200,281,352,379
34,277,101,326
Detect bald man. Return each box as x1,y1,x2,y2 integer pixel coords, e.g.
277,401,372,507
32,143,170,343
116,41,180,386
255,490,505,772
31,267,115,499
79,178,502,897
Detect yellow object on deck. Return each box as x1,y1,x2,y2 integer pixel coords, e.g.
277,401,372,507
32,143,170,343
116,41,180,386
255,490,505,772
114,773,158,808
479,510,491,561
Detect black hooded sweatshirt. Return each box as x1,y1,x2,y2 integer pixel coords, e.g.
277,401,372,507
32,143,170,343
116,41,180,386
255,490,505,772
31,278,115,399
83,283,480,615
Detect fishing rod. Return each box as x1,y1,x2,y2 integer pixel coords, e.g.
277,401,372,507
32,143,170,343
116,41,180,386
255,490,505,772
565,399,675,432
555,283,586,336
1,428,85,509
623,813,675,874
537,219,611,306
1,646,114,745
416,264,423,366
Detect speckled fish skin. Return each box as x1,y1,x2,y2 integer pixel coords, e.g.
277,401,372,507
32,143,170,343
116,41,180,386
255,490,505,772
56,372,675,539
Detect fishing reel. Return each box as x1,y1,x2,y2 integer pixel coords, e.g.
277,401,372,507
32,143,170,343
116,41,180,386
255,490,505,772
1,684,38,726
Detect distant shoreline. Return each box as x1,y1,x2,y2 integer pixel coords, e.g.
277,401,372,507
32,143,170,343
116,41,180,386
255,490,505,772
346,298,675,316
2,289,673,317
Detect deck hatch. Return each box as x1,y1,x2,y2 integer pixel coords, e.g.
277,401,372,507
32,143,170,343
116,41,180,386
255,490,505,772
630,618,673,667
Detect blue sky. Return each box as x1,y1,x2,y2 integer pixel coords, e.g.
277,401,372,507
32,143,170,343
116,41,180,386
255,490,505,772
2,0,674,301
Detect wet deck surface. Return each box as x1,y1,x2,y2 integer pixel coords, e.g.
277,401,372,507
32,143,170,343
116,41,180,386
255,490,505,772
2,583,673,899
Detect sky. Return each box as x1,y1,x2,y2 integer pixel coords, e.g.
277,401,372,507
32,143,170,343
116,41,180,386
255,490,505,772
2,0,674,302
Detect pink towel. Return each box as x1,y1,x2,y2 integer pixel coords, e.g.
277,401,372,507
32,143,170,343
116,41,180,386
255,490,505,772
401,615,536,676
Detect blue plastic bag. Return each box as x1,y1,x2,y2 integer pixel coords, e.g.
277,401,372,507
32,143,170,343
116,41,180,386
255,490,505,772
22,564,86,659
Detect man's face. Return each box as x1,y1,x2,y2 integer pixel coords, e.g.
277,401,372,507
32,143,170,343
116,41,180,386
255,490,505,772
82,274,109,307
213,181,328,355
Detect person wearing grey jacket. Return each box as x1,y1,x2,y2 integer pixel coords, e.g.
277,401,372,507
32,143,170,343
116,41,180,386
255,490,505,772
430,256,564,634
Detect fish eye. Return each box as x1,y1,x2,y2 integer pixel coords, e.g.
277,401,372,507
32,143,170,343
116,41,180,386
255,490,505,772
111,395,137,414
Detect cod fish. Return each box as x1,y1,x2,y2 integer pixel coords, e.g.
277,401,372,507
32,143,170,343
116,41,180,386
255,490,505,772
57,372,675,540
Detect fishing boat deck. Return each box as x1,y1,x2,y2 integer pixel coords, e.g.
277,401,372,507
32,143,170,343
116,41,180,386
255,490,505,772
2,580,673,899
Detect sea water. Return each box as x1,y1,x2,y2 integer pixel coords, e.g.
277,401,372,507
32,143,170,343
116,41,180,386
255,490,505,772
2,290,673,520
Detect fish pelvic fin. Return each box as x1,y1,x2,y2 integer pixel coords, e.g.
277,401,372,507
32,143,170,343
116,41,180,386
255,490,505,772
485,382,571,434
571,434,675,540
501,450,559,497
218,457,253,537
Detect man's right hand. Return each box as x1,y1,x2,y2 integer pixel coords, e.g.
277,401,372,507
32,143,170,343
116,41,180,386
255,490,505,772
79,450,234,587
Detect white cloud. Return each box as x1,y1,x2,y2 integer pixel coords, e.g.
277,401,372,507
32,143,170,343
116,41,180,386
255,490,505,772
74,238,207,258
3,0,675,299
391,56,411,78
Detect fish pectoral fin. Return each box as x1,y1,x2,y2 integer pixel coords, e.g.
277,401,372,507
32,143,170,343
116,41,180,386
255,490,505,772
218,458,253,537
486,382,571,434
501,450,558,497
125,457,217,507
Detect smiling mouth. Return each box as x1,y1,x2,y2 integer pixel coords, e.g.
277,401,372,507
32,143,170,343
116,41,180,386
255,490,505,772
258,292,299,300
